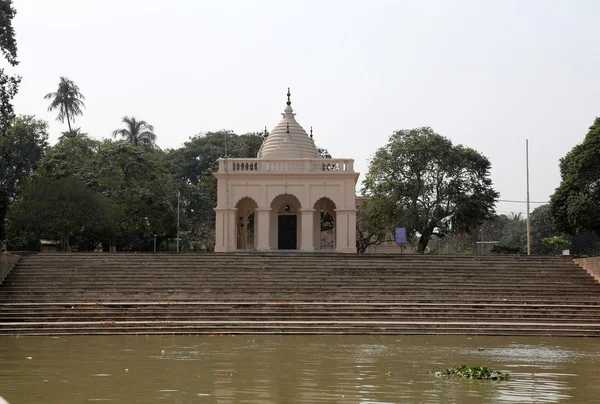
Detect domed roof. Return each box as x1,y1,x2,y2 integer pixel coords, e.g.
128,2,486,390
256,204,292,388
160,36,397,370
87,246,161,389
257,90,321,159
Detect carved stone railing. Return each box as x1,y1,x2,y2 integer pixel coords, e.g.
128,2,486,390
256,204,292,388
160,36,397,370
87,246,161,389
218,158,355,173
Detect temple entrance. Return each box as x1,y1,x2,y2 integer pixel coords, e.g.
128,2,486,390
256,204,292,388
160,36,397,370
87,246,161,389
278,215,297,249
313,197,337,250
235,197,258,250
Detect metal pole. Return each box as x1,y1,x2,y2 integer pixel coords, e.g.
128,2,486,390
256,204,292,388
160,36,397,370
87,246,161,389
526,139,531,256
225,132,230,251
177,190,180,252
153,235,157,253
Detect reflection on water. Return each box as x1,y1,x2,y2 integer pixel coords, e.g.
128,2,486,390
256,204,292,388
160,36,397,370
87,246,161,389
0,335,599,403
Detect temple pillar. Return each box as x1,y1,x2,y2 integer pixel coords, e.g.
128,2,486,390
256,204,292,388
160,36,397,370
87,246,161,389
256,208,271,250
300,209,316,251
214,208,236,252
334,209,357,253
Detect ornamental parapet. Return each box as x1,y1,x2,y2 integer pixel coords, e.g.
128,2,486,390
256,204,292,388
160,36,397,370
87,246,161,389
217,158,355,173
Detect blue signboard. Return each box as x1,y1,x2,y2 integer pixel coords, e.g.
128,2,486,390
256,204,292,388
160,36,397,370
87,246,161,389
395,227,407,245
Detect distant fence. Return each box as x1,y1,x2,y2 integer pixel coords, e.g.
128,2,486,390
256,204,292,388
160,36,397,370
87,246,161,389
574,257,600,283
0,254,21,285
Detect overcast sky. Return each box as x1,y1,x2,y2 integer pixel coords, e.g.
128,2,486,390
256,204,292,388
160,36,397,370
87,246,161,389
9,0,600,215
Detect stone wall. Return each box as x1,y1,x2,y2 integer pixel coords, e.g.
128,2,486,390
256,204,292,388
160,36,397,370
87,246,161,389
0,254,20,285
573,257,600,283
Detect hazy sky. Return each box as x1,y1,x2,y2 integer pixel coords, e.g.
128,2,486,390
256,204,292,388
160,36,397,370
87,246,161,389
8,0,600,215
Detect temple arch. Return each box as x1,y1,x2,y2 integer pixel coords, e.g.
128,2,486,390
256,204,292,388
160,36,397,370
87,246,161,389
270,194,301,250
313,197,337,250
235,197,258,250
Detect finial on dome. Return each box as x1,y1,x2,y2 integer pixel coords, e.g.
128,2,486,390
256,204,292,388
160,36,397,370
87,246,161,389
310,126,313,139
286,87,291,106
264,126,268,137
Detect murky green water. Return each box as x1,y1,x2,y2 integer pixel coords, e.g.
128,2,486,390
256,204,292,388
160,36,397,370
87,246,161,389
1,335,599,403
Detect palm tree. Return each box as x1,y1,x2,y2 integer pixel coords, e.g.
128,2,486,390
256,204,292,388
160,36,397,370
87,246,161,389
112,116,157,148
44,77,86,133
59,127,88,140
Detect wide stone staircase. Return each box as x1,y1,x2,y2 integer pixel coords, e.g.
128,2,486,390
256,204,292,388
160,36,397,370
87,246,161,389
1,253,599,336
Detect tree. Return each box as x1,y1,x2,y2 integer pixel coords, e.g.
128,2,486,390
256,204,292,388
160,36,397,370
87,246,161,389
0,115,49,240
363,127,499,253
38,136,99,186
44,77,86,134
94,141,175,249
6,177,119,252
112,116,157,148
550,117,600,236
355,196,394,253
59,127,87,140
167,131,264,249
0,0,19,135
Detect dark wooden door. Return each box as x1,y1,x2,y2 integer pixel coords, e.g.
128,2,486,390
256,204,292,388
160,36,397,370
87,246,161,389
278,215,297,250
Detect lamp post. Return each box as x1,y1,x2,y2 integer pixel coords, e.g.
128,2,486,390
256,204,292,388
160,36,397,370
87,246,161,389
153,234,157,253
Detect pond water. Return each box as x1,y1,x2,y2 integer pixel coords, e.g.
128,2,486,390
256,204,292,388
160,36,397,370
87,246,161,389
1,335,599,403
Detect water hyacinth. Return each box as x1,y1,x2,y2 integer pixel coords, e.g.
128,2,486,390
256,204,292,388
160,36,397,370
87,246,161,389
430,365,510,380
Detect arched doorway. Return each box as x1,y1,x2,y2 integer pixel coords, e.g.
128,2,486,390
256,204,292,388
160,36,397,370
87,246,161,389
270,194,301,250
235,197,258,250
313,197,337,250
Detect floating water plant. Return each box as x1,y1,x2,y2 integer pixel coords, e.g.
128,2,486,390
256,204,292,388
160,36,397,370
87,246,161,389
430,365,509,380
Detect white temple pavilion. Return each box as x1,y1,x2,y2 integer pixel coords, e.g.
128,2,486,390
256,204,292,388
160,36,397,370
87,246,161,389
213,89,359,253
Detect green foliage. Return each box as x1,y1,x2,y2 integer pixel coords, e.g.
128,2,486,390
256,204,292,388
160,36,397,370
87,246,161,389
44,77,85,134
166,131,264,249
59,127,88,140
490,244,521,254
112,116,157,149
6,177,120,251
0,0,20,133
94,141,176,246
356,196,394,253
430,365,510,380
550,117,600,236
31,138,176,250
491,213,526,254
362,127,499,253
541,235,572,255
0,115,49,239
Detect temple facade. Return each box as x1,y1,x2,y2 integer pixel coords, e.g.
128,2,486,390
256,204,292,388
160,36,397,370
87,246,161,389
213,90,359,253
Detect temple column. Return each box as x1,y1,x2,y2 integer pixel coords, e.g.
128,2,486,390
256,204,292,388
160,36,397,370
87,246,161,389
334,209,357,253
214,208,236,252
300,209,316,251
256,208,271,250
227,210,237,251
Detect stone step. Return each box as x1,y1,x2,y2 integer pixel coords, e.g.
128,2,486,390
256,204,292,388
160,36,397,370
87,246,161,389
1,253,598,336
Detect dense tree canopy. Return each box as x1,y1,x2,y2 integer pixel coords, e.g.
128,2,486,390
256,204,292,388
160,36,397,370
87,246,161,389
0,115,48,240
362,127,499,253
550,117,600,236
7,177,119,252
167,131,264,250
0,0,19,134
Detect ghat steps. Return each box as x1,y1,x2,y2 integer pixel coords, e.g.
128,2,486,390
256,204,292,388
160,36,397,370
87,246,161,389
0,253,599,336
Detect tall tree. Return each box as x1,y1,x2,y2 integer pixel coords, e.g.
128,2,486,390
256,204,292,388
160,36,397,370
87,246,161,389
44,77,86,134
0,0,20,134
550,117,600,236
0,115,49,240
363,127,499,253
112,116,157,148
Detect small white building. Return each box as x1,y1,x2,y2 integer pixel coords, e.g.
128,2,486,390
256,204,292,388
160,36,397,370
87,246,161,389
213,90,359,253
